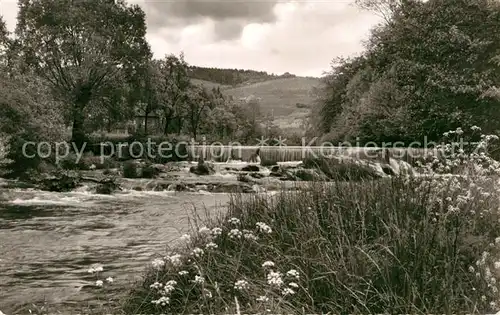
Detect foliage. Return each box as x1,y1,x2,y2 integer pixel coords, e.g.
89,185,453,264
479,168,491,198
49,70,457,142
15,0,151,148
0,72,66,178
314,0,500,144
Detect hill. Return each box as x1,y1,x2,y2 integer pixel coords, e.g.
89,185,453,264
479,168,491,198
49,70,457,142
223,77,321,129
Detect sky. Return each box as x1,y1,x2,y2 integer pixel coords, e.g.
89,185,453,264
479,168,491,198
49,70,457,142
0,0,382,77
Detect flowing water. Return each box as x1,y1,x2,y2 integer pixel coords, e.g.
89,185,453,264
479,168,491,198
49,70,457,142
0,178,231,314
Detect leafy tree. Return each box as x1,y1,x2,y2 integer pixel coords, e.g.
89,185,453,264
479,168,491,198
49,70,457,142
185,85,212,140
157,53,191,135
15,0,151,149
315,0,500,144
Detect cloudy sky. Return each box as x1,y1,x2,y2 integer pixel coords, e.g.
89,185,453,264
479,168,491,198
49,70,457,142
0,0,381,77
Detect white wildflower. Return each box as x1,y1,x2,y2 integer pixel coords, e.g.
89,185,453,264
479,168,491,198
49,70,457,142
105,277,113,284
95,280,103,287
178,270,189,276
150,282,163,289
262,261,275,268
203,288,213,298
211,227,223,237
288,282,299,288
469,266,475,273
87,264,104,274
234,279,249,290
168,254,182,267
180,234,191,242
205,242,218,249
256,295,269,302
191,247,204,258
267,271,284,287
198,226,211,234
151,296,170,306
152,258,165,269
243,229,259,241
495,261,500,270
256,222,272,234
282,287,296,296
286,269,300,279
228,229,242,239
471,125,481,131
193,275,205,284
228,217,240,225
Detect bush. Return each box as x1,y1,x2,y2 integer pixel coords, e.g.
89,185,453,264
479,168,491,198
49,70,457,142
302,156,382,181
141,163,160,178
122,161,138,178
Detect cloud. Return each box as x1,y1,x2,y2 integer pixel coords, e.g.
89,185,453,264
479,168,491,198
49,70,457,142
0,0,382,76
142,0,279,40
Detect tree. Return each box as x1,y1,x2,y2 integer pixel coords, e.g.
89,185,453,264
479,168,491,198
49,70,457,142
185,85,212,140
16,0,151,149
157,53,191,135
314,0,500,144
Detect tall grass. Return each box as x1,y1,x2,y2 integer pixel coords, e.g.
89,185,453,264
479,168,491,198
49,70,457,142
124,175,500,314
122,127,500,314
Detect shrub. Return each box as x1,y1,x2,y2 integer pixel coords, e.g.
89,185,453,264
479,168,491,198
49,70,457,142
141,163,160,178
123,161,138,179
302,156,382,181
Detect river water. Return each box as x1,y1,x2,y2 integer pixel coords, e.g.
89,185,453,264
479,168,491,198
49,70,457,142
0,178,231,314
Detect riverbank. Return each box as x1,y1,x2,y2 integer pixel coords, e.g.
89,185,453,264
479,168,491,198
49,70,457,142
124,175,500,314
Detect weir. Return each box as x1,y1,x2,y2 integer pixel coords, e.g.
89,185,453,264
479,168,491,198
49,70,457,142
186,145,430,164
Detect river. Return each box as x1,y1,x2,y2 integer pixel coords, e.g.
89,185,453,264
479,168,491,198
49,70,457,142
0,178,231,314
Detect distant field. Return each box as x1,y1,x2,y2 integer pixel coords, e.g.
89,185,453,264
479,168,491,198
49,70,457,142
223,77,321,117
190,78,231,90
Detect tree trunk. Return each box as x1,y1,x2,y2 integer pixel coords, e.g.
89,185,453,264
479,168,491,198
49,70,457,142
164,116,171,136
71,105,87,152
144,112,149,135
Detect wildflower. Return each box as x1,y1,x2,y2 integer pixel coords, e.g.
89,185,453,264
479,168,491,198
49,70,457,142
228,217,240,225
198,226,211,234
490,301,497,309
256,295,269,302
203,288,213,298
152,258,165,269
105,277,113,284
471,125,481,131
211,227,223,237
168,254,182,267
87,264,104,274
286,269,300,279
191,247,204,258
163,280,177,295
95,280,103,287
495,261,500,269
193,275,205,284
243,230,259,241
178,270,189,276
228,229,242,239
150,282,163,289
256,222,272,234
282,287,296,296
267,271,284,287
205,242,218,249
495,237,500,245
152,296,170,306
288,282,299,288
481,295,487,301
180,234,191,242
234,279,249,290
469,266,475,273
262,261,275,268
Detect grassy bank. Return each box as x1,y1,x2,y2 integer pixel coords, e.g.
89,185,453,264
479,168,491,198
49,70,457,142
123,173,500,314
